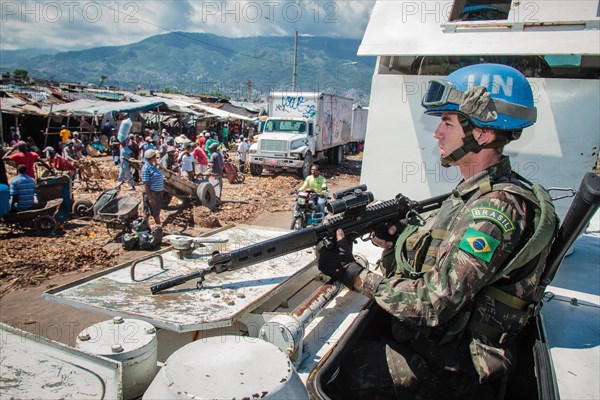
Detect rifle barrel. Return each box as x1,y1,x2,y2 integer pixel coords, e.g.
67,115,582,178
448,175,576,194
150,270,207,294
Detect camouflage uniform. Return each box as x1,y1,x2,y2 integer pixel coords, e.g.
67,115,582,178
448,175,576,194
343,156,558,399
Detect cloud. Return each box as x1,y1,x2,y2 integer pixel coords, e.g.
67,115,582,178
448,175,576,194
0,0,375,51
187,0,375,38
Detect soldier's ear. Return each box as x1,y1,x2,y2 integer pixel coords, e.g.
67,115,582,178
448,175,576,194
474,128,495,146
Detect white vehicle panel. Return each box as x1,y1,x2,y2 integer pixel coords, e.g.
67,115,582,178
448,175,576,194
359,1,600,56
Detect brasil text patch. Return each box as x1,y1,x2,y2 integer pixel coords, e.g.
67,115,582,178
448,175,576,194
458,227,500,263
470,207,515,232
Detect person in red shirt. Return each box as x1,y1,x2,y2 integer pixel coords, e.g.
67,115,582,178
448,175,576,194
43,146,76,179
192,142,208,173
196,131,209,150
3,142,51,179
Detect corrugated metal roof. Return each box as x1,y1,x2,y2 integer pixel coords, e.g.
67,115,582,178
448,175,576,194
0,85,257,120
0,95,46,115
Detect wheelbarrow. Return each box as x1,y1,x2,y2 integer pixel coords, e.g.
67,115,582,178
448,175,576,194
1,198,63,235
129,159,220,211
93,195,141,238
71,182,140,238
162,168,221,211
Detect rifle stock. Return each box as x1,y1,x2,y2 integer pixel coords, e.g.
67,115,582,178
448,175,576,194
150,191,449,294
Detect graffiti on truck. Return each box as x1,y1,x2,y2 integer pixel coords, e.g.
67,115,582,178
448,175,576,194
275,95,317,118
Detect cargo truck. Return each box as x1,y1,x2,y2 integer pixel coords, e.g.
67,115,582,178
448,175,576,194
248,92,353,178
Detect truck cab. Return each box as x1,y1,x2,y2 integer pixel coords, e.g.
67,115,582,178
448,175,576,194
249,117,316,178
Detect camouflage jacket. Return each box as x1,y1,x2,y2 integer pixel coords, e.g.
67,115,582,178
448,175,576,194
358,156,558,383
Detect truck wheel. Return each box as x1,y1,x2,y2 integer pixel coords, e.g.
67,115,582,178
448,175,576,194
196,182,218,210
73,200,93,218
250,164,263,177
300,153,313,178
161,192,173,209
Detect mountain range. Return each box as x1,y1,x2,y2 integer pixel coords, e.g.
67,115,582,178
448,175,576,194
1,33,375,103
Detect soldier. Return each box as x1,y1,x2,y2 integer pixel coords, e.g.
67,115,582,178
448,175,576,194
318,64,558,399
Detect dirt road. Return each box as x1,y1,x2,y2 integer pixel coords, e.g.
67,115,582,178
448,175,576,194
0,154,361,345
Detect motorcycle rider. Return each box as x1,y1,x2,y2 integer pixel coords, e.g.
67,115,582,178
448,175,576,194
296,164,327,216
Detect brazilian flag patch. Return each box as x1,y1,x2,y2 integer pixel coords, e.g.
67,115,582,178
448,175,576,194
458,227,500,263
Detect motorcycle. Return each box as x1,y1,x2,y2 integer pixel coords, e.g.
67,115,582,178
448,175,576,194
290,187,328,230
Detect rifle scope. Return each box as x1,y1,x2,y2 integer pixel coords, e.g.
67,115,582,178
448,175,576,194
327,190,374,215
332,184,368,200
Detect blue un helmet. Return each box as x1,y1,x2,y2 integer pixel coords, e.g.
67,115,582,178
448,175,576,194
422,63,536,132
422,63,536,166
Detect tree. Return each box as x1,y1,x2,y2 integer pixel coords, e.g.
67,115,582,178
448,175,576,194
161,87,180,94
203,91,230,100
99,75,108,87
13,69,28,80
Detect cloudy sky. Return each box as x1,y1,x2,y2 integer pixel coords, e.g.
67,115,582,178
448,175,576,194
1,0,376,51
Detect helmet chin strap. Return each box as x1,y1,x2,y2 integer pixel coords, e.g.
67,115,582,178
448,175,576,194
440,116,509,168
440,117,480,167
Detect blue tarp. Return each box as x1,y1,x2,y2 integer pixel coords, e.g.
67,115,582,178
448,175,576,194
79,100,166,115
50,100,166,116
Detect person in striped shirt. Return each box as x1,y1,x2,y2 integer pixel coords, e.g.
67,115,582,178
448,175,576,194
141,149,164,227
9,164,37,212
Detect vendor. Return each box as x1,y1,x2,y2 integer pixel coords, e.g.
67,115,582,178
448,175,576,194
3,142,52,179
44,146,76,180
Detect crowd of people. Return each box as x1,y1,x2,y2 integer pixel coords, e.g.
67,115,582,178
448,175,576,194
103,114,253,228
0,113,253,224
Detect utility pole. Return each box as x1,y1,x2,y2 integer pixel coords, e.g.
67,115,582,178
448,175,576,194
292,29,298,91
43,103,53,148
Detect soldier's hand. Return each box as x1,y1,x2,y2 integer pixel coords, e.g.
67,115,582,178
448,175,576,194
317,229,363,289
371,224,397,249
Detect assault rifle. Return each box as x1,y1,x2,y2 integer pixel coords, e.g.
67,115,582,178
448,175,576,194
150,185,449,294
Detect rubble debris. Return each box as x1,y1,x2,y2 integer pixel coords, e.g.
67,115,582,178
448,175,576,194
0,231,118,297
75,156,117,191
